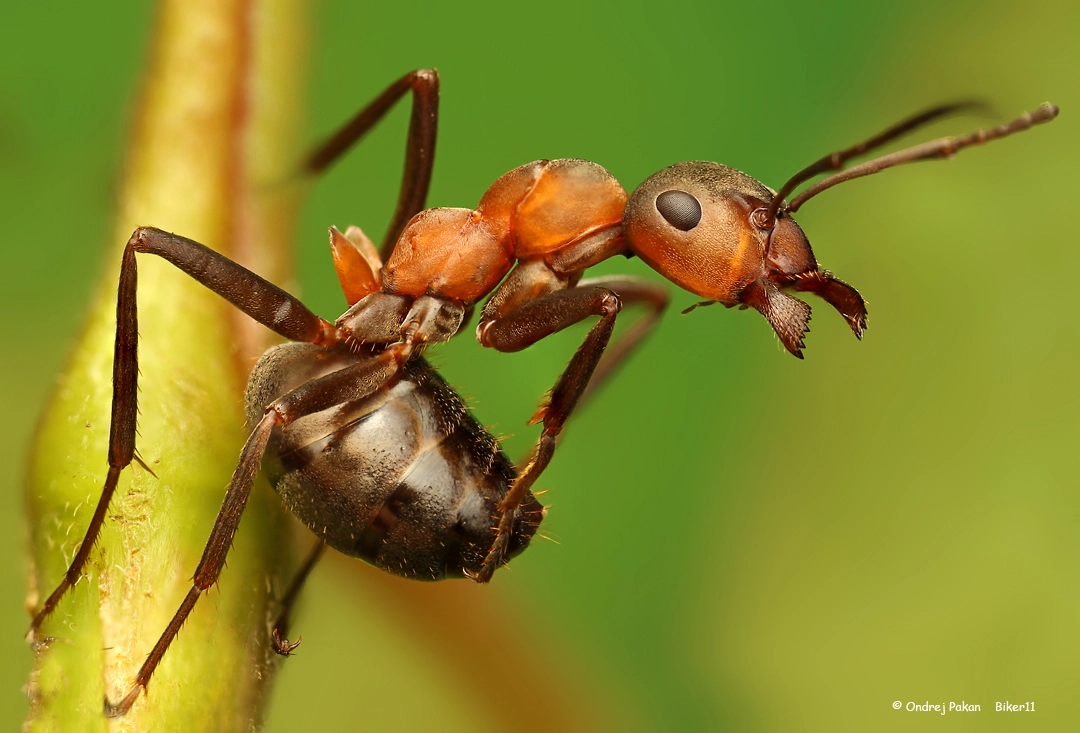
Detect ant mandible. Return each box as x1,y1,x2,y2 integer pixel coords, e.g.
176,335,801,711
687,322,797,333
27,69,1058,716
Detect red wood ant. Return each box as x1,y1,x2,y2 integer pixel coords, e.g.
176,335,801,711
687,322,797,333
26,68,1058,716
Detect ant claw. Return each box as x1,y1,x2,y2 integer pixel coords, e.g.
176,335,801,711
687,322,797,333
104,684,142,718
272,628,303,656
475,533,511,584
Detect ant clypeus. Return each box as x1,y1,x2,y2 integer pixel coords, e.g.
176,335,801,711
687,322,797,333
27,69,1057,716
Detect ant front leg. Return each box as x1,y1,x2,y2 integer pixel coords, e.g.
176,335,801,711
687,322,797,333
473,266,669,581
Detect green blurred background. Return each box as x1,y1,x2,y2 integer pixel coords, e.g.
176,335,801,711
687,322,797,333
2,1,1077,730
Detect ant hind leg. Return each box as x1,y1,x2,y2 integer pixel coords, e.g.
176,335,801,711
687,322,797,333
305,69,440,259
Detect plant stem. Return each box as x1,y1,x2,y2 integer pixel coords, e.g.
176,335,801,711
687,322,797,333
25,1,308,729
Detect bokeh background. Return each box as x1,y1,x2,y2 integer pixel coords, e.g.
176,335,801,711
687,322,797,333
2,1,1077,730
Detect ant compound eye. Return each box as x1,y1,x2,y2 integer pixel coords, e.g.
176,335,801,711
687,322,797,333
655,190,702,231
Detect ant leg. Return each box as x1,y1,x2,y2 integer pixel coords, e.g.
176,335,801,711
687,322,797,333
271,541,326,656
473,279,666,581
26,472,125,643
128,227,342,343
27,226,343,640
102,409,280,717
105,350,409,716
572,276,669,410
305,69,439,257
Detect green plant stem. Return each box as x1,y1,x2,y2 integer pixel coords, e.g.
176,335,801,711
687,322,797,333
25,1,307,729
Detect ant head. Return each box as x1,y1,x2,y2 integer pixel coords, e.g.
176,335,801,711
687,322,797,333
623,161,862,357
622,101,1058,356
623,162,818,298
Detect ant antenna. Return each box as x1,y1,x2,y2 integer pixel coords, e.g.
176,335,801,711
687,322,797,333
762,102,986,224
762,101,1059,224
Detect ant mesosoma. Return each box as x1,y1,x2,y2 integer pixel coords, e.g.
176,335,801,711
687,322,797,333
27,69,1057,716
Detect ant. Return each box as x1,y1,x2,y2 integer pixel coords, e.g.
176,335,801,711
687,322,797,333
26,69,1057,717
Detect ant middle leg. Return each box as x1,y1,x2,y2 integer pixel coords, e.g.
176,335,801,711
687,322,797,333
473,273,669,581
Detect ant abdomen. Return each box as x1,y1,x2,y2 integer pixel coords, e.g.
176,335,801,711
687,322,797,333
245,342,544,580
